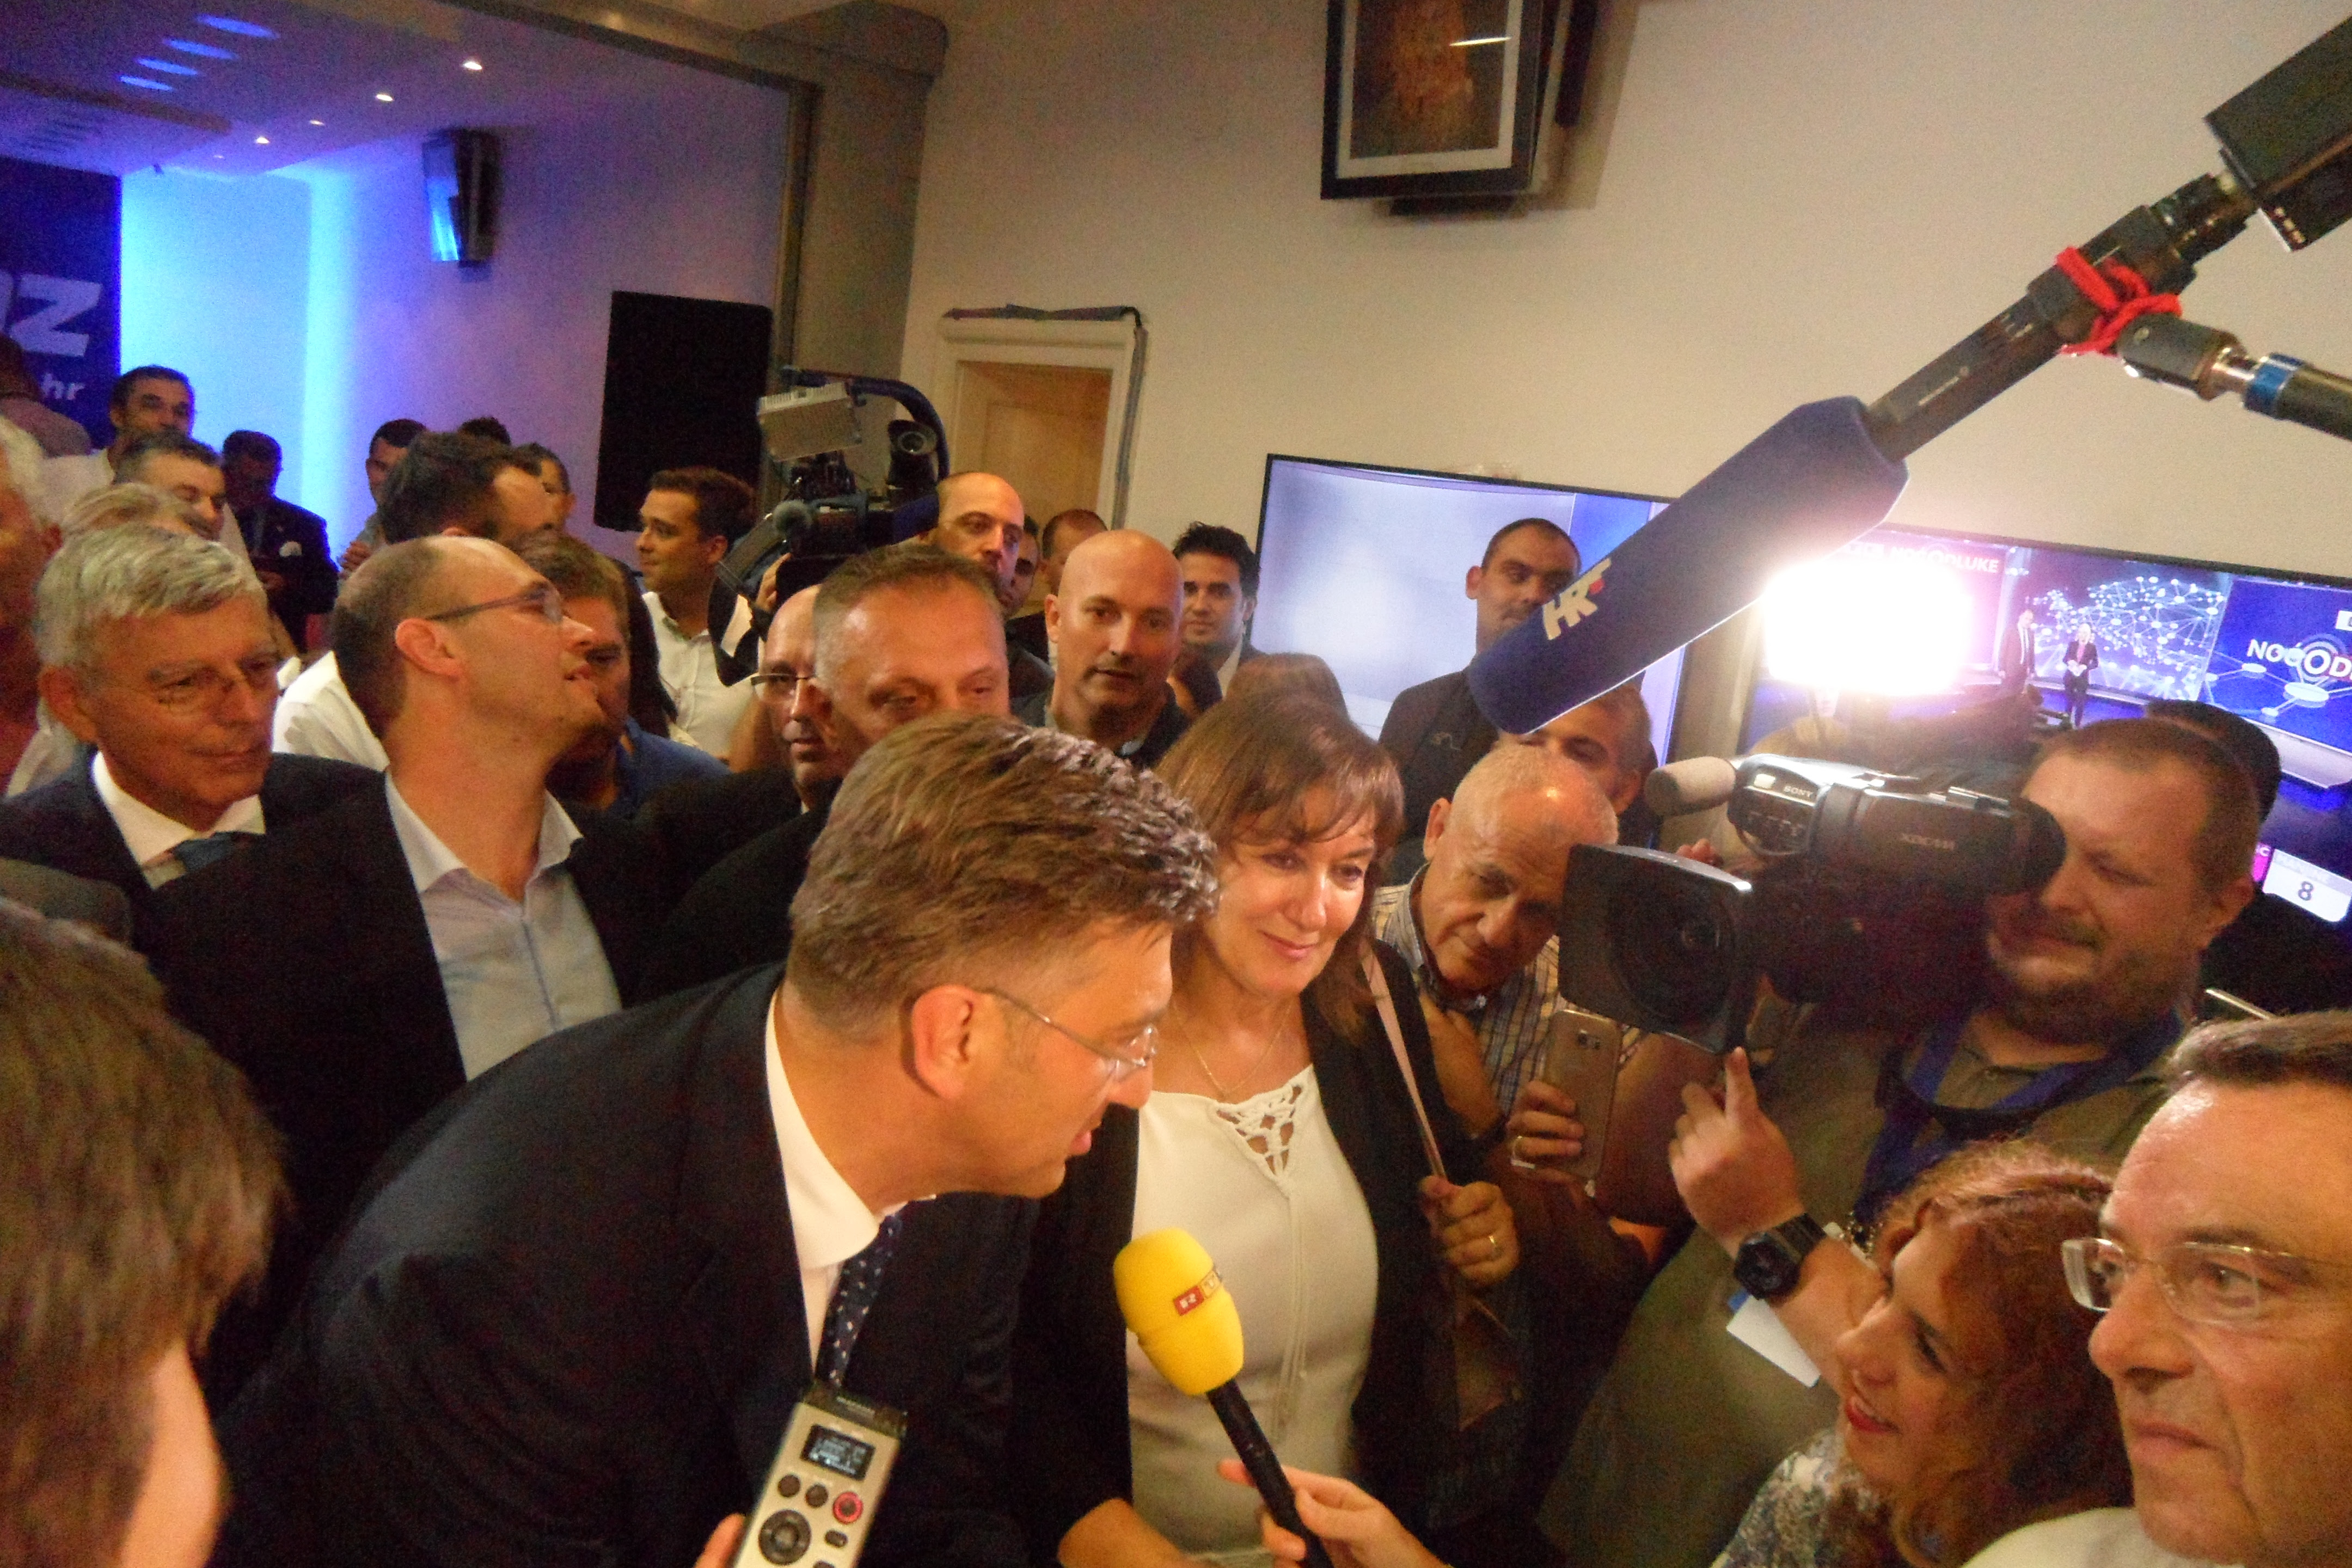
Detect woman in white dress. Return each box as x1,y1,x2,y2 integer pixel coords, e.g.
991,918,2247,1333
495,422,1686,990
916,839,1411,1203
1009,691,1522,1568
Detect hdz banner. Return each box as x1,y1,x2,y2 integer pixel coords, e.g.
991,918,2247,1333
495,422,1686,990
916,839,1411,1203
0,156,121,448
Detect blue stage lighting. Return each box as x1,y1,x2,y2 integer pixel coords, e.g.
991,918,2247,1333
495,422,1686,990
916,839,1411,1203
136,57,201,76
198,15,278,38
165,38,237,58
119,75,175,91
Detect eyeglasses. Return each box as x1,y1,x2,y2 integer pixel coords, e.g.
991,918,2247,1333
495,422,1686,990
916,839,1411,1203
418,581,565,627
980,988,1158,1080
749,670,804,704
143,653,283,712
2063,1235,2352,1328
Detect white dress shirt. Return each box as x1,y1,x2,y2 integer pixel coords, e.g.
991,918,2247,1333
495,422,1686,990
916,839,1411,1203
763,1006,912,1364
646,590,751,756
37,449,110,522
384,777,620,1079
90,754,265,887
272,652,388,769
1128,1069,1380,1563
5,701,81,798
1959,1509,2224,1568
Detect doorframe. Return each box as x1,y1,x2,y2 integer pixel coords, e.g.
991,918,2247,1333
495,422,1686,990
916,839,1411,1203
932,310,1145,528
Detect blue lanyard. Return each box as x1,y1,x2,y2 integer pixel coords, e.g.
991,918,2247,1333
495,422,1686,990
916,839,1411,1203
1855,1007,2180,1224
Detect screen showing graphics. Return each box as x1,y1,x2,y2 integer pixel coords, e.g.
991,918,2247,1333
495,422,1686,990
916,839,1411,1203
1252,455,1679,754
1742,525,2352,930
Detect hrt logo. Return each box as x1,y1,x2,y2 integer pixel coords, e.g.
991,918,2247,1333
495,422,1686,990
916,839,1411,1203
0,272,104,358
1540,557,1612,640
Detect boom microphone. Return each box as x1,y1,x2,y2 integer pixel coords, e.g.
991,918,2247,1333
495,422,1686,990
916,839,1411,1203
1114,1229,1336,1568
1468,397,1909,737
1644,756,1738,818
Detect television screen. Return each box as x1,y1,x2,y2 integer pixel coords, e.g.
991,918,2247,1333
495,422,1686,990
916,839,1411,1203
1742,524,2352,936
1251,455,1679,753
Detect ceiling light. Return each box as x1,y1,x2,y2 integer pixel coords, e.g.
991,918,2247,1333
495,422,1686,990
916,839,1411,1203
462,58,483,71
166,38,236,59
254,134,270,144
119,75,174,91
309,118,324,126
375,91,394,102
198,15,278,38
136,57,201,76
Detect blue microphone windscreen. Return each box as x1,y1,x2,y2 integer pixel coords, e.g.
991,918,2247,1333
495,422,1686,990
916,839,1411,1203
1467,397,1907,736
891,493,940,543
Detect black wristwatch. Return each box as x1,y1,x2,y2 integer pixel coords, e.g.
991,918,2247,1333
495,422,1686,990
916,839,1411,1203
1732,1214,1828,1303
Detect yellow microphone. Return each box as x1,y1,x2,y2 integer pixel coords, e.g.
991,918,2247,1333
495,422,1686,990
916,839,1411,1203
1116,1229,1335,1568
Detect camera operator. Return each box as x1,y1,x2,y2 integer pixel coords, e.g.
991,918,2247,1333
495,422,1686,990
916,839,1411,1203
1545,718,2259,1568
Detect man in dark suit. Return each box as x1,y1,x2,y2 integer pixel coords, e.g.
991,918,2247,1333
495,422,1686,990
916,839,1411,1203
0,524,376,909
217,714,1219,1568
222,428,339,647
143,535,670,1401
1380,518,1581,839
643,544,1010,997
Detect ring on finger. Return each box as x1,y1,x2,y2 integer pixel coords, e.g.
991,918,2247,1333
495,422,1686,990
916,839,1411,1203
1487,1232,1500,1259
1508,1134,1538,1172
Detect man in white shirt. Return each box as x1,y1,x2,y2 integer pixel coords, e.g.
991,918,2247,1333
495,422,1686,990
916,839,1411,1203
636,465,758,754
0,526,372,909
275,430,560,768
38,365,195,522
142,532,669,1402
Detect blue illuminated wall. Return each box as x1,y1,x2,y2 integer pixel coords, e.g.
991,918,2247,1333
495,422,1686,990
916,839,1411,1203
120,169,311,499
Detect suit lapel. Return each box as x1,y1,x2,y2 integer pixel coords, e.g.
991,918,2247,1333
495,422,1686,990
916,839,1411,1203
564,809,654,1002
673,972,811,1482
56,766,154,901
327,782,466,1091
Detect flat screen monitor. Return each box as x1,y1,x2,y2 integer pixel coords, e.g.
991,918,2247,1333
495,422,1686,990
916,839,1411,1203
1739,523,2352,936
1251,455,1679,753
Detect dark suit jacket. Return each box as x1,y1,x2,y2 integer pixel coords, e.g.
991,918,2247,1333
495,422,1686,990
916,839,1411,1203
242,494,340,625
1379,669,1494,842
642,798,828,999
0,857,131,938
1009,944,1475,1558
0,751,376,913
139,776,671,1401
635,766,804,898
1010,690,1190,771
216,967,1033,1568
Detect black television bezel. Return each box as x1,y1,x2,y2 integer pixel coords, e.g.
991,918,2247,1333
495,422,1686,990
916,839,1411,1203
1731,520,2352,750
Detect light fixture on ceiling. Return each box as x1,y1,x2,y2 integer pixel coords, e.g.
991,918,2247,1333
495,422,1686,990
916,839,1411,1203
198,15,277,38
119,75,174,91
375,91,394,102
309,118,324,126
136,57,201,76
255,134,270,144
462,58,483,71
166,38,236,59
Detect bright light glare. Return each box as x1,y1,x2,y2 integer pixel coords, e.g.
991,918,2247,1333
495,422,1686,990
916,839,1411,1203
374,91,394,102
166,38,237,58
119,75,174,91
198,15,278,37
462,58,484,71
1451,35,1507,46
136,57,201,75
1761,553,1972,695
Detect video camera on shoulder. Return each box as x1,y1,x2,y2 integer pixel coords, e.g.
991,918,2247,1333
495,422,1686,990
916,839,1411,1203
1555,755,2065,1054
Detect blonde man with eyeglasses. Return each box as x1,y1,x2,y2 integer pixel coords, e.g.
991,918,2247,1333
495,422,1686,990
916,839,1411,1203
0,524,374,912
139,534,672,1407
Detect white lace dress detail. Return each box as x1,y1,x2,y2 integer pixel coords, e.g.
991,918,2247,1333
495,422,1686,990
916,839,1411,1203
1126,1067,1381,1566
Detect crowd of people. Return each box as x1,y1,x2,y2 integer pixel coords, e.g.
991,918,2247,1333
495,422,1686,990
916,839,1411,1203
2,366,2350,1568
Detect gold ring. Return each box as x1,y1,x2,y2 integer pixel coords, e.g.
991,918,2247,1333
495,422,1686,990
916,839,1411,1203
1487,1232,1500,1259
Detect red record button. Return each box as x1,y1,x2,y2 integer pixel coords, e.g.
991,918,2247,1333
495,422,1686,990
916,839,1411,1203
832,1492,862,1524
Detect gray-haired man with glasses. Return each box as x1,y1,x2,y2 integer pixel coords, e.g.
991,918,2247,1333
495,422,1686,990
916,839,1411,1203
140,534,671,1405
1964,1012,2352,1568
0,524,374,910
216,714,1217,1568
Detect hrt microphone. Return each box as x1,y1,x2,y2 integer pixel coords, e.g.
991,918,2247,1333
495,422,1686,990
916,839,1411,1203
1114,1229,1336,1568
1468,397,1908,737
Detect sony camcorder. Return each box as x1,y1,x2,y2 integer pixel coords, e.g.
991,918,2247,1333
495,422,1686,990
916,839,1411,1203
1555,755,2065,1053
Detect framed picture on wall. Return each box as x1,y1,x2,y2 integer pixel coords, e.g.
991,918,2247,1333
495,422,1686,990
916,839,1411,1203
1321,0,1570,200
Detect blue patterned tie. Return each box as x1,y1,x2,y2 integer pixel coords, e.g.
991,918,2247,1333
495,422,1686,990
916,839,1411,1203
816,1210,904,1387
175,831,262,874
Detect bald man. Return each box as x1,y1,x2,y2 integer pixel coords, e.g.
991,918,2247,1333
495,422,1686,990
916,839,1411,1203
923,471,1051,699
1369,744,1630,1558
1018,529,1188,768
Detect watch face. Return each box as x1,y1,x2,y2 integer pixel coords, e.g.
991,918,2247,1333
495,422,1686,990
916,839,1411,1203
1735,1232,1802,1301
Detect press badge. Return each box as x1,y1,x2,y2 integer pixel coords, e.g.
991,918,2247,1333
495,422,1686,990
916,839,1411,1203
732,1386,906,1567
1724,1290,1822,1387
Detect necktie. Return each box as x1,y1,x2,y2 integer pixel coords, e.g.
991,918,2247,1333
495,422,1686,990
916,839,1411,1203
175,831,262,874
816,1210,904,1387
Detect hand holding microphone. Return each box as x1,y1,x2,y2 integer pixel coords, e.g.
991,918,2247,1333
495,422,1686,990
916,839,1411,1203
1115,1229,1338,1568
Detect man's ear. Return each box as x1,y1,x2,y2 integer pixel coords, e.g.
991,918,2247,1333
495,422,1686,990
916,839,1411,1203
1463,566,1483,602
1044,593,1061,644
391,617,465,681
697,527,728,571
2193,873,2258,952
38,665,100,745
905,985,986,1100
1425,796,1451,846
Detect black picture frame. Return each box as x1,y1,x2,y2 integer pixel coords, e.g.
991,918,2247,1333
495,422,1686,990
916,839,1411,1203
1321,0,1566,200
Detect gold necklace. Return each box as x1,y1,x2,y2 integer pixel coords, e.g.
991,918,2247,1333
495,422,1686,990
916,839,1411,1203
1185,1026,1279,1103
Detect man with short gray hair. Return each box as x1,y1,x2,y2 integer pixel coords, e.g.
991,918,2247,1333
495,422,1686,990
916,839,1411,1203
224,713,1218,1568
0,525,372,910
62,480,212,541
642,542,1013,996
142,534,669,1402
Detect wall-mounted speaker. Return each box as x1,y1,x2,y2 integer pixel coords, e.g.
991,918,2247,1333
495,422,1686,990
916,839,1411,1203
422,130,499,266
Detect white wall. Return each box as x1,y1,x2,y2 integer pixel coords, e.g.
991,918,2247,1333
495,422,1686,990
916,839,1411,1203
121,169,313,487
900,0,2352,580
293,65,792,553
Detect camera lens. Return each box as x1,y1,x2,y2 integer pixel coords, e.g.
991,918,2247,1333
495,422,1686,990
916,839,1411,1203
1607,877,1735,1027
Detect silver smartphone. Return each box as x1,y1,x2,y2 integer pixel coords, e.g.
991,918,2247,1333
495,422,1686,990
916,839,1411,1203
1536,1006,1623,1185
